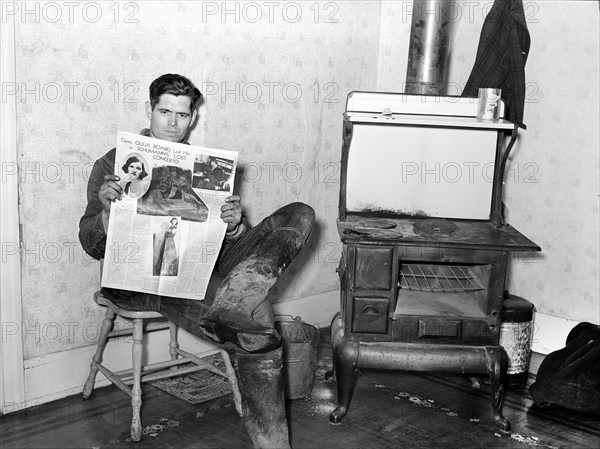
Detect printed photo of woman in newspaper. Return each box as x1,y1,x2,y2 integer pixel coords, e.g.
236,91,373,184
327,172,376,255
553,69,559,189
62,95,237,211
119,154,151,199
153,217,180,276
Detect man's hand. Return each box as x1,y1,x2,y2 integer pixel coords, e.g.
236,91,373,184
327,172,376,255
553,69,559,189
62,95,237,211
221,195,242,232
99,174,124,212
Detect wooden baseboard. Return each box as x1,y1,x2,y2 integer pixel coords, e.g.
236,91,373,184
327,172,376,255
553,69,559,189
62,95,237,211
9,292,583,412
14,328,218,413
9,290,341,412
531,312,582,355
273,290,339,328
528,351,545,377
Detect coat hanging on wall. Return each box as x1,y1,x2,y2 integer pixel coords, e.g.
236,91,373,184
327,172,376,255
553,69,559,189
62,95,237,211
462,0,530,129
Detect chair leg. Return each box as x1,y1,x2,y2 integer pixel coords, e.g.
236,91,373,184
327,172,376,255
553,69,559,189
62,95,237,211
168,322,179,369
83,308,115,399
221,349,244,417
131,318,143,442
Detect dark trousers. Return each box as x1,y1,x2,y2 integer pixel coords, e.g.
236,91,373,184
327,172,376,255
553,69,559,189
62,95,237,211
102,202,315,340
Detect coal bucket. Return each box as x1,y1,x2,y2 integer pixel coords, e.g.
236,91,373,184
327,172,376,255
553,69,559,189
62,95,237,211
275,317,320,399
500,292,535,384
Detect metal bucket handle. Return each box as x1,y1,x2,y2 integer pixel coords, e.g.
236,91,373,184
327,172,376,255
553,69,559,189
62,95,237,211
274,314,302,323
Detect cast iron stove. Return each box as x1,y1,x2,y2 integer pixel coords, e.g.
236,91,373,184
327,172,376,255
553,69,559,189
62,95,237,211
327,92,540,430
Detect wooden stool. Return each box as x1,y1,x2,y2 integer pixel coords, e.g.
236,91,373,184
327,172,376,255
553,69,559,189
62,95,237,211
82,291,243,442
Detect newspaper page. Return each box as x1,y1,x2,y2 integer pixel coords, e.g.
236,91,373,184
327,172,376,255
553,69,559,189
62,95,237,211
101,131,238,300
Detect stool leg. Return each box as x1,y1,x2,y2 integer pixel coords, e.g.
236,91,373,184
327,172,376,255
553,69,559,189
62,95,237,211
221,349,243,417
168,322,179,368
131,318,143,442
83,308,115,399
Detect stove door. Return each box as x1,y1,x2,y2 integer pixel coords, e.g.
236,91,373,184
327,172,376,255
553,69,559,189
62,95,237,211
346,123,497,220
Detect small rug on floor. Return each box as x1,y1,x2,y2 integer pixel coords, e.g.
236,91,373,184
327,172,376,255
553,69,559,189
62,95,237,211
150,354,233,404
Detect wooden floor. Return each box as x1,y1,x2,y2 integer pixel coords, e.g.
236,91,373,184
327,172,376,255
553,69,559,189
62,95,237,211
2,329,599,449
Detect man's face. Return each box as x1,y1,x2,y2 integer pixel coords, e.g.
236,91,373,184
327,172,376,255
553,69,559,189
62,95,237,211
146,94,197,143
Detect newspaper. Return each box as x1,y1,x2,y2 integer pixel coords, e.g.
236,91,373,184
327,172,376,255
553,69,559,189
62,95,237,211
101,131,238,300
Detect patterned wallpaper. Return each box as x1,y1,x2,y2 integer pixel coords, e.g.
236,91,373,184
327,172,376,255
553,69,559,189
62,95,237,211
500,3,599,321
14,1,599,359
15,1,382,358
447,1,599,322
377,1,598,326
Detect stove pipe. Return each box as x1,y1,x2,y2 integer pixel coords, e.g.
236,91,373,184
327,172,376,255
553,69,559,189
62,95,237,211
405,0,455,95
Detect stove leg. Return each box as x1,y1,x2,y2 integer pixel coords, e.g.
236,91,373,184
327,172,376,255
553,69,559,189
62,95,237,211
329,340,360,425
325,313,342,383
487,347,511,431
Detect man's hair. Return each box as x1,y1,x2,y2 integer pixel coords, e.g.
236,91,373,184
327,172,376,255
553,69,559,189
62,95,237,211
149,74,203,111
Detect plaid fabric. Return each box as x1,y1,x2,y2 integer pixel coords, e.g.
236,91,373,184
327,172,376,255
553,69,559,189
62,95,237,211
462,0,530,129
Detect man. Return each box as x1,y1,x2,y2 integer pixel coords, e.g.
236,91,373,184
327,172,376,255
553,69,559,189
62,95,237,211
79,73,315,448
207,158,227,188
195,157,228,190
